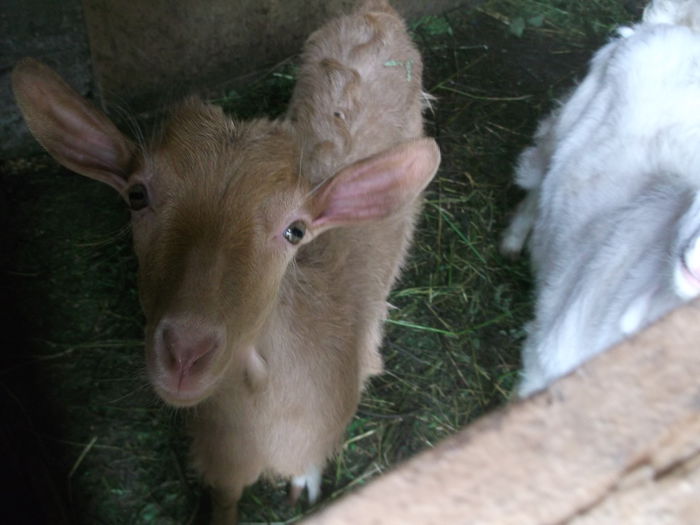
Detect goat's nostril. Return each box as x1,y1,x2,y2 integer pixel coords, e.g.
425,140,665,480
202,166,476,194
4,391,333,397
163,329,178,368
159,323,222,378
190,345,213,369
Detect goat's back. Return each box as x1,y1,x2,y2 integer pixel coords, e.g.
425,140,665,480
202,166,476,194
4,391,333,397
287,0,425,184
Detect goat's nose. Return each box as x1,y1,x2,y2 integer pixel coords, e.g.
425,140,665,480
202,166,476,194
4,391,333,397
156,319,223,384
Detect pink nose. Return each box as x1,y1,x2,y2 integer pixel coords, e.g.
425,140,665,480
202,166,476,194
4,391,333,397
155,318,224,390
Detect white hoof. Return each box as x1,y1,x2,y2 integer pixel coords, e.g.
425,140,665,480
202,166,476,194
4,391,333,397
291,465,322,505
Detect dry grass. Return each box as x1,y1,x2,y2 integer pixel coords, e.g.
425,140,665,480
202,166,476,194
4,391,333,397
0,1,643,523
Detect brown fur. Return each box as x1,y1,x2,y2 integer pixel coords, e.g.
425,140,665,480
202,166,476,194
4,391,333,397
11,0,440,521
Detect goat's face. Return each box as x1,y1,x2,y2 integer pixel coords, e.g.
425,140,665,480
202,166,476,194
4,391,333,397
131,101,313,407
11,58,440,408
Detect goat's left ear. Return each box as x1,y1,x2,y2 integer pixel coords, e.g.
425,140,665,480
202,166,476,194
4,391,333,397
309,138,440,235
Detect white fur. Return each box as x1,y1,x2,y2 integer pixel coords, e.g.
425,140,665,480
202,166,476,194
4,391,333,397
291,464,322,504
503,0,700,397
644,0,700,29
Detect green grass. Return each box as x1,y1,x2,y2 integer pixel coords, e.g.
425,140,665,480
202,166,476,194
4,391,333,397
0,1,643,523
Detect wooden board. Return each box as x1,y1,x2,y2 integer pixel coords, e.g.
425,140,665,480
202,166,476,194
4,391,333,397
304,301,700,524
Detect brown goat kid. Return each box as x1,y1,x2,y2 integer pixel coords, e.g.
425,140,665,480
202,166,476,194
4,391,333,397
12,0,439,521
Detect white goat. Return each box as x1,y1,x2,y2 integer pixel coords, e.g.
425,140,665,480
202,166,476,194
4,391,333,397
502,0,700,396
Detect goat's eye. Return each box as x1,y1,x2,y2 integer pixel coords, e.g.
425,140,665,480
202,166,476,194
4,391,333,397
127,184,149,211
283,220,307,245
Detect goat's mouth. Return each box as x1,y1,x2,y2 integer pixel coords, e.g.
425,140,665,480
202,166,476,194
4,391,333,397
146,348,227,408
150,370,222,407
674,254,700,300
155,384,212,408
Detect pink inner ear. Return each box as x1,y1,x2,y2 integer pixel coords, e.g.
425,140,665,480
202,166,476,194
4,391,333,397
315,162,412,222
12,58,135,194
47,102,133,181
312,138,440,231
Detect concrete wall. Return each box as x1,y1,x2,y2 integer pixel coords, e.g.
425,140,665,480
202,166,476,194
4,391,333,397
2,0,468,158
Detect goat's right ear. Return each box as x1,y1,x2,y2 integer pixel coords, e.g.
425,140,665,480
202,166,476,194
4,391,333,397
11,58,136,194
